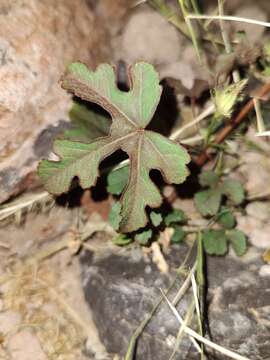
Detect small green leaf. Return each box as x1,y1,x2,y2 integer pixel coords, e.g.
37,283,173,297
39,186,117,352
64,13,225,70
221,179,244,205
107,165,129,195
108,202,122,230
195,189,222,216
202,229,228,255
112,234,133,246
171,225,186,243
150,211,163,227
227,229,247,256
64,102,110,142
217,208,236,229
199,171,219,188
135,229,153,245
164,209,186,226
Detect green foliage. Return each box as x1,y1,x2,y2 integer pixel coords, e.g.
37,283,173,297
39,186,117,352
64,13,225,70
226,229,247,256
108,202,122,231
195,189,222,217
64,102,110,142
164,209,186,226
108,201,187,247
38,62,190,233
198,171,219,188
202,228,247,256
195,171,244,217
171,225,186,244
221,179,245,205
202,229,227,256
135,229,153,245
149,211,163,227
107,165,129,195
196,171,246,256
217,207,236,229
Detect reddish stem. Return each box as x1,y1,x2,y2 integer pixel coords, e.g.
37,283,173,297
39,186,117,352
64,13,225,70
194,81,270,167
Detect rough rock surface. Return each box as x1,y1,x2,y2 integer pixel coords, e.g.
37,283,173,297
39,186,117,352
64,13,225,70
0,0,107,203
118,9,184,66
80,245,270,360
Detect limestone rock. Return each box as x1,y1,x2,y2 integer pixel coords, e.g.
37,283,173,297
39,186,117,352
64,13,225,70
0,0,106,203
119,10,184,66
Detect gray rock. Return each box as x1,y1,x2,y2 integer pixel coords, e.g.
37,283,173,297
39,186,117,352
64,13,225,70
80,245,199,360
80,246,270,360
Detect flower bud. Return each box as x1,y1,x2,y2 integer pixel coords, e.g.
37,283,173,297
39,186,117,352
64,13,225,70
213,79,248,118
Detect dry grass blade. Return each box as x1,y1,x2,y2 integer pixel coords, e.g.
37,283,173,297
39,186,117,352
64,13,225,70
173,261,197,305
170,104,215,140
169,301,198,360
124,244,196,360
253,98,270,137
0,191,53,222
161,289,252,360
191,273,204,357
187,14,270,28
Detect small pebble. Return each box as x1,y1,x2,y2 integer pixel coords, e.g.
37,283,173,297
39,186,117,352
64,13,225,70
259,265,270,277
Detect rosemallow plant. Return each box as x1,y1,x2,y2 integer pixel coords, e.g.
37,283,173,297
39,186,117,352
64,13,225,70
38,62,190,232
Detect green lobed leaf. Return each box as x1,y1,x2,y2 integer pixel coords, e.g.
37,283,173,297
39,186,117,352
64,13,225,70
150,211,163,227
171,225,186,244
38,62,190,233
217,207,236,229
107,165,129,195
221,179,245,205
227,229,247,256
63,102,111,142
135,229,153,245
199,171,220,188
164,209,186,226
194,189,222,217
108,202,122,230
202,229,228,255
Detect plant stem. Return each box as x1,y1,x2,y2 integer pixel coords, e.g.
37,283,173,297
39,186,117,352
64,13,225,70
195,81,270,166
217,0,240,82
178,0,201,61
196,231,205,358
170,104,215,140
